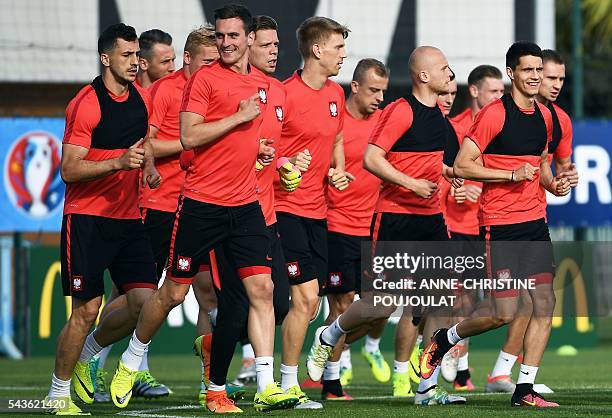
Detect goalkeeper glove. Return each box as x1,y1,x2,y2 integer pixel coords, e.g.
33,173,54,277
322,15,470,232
277,157,301,192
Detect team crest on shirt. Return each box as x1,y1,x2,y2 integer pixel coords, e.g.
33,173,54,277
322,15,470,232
258,88,267,104
71,275,83,292
329,101,338,117
496,269,511,282
275,106,284,122
286,261,300,278
328,272,342,287
177,256,192,272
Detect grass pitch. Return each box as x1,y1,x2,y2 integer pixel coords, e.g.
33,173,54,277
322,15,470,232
1,348,611,417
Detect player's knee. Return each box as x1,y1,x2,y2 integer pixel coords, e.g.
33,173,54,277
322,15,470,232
160,283,188,309
250,277,275,303
72,303,101,328
533,292,556,317
338,292,355,313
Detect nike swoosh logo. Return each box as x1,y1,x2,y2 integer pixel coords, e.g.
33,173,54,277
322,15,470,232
115,390,132,405
75,374,94,399
266,256,272,261
523,400,536,406
521,371,529,375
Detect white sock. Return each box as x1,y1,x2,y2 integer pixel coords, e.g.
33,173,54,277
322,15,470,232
280,363,299,391
393,360,409,374
364,335,381,353
340,346,352,369
97,344,112,369
121,332,149,371
48,373,71,399
255,356,274,393
323,360,340,381
458,353,469,371
138,345,149,371
491,350,518,378
447,325,462,345
242,343,255,360
415,334,423,347
208,381,226,392
79,333,103,363
516,364,538,385
208,308,218,328
417,365,440,393
321,319,345,346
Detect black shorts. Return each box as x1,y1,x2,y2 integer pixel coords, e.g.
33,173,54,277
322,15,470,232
61,214,157,300
211,223,290,325
324,231,367,295
371,212,449,242
480,218,554,298
276,212,327,288
450,231,480,242
167,198,271,283
141,207,175,280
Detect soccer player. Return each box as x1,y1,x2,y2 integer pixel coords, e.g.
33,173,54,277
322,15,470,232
201,14,296,413
421,41,571,408
143,25,223,404
274,16,352,409
439,66,505,391
109,5,297,411
45,23,161,415
136,29,176,89
321,58,389,399
483,49,579,395
307,46,466,406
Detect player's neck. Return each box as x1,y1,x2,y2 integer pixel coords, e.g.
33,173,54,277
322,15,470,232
136,73,152,89
225,55,250,74
300,62,329,90
469,102,481,120
510,86,536,109
103,71,130,96
536,94,550,107
346,96,368,120
411,85,439,108
182,64,192,79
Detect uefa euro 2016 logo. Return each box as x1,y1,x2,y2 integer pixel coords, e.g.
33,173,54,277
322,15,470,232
4,131,65,218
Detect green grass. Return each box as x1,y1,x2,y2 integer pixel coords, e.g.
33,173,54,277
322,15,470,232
1,349,611,417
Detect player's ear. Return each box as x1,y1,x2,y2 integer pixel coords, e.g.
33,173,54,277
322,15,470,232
506,67,514,81
312,43,322,59
468,84,479,99
183,51,191,66
139,57,148,71
100,53,110,68
247,30,255,46
350,80,359,94
419,70,429,84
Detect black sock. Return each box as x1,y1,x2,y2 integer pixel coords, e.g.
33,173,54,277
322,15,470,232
322,379,343,396
455,369,470,385
511,382,533,402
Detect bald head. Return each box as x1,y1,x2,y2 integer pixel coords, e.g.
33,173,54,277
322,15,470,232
408,46,453,94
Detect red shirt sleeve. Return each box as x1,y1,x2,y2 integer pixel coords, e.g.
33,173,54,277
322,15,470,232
149,79,172,130
62,86,99,149
554,105,573,159
180,69,211,117
466,100,505,151
369,99,413,153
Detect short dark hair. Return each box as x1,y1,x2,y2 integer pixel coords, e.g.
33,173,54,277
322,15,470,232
467,65,503,87
352,58,390,83
542,49,565,65
214,4,253,33
506,41,542,70
98,23,138,55
251,15,278,32
297,17,349,59
138,29,173,60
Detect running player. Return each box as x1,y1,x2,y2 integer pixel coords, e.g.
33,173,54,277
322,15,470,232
421,41,571,408
136,29,176,89
482,49,579,395
45,23,161,415
141,25,225,405
109,5,297,411
275,16,351,410
321,58,389,399
307,46,466,406
201,14,296,413
439,66,505,391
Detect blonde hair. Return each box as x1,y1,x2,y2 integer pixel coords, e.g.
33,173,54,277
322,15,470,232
296,17,349,59
184,25,216,54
